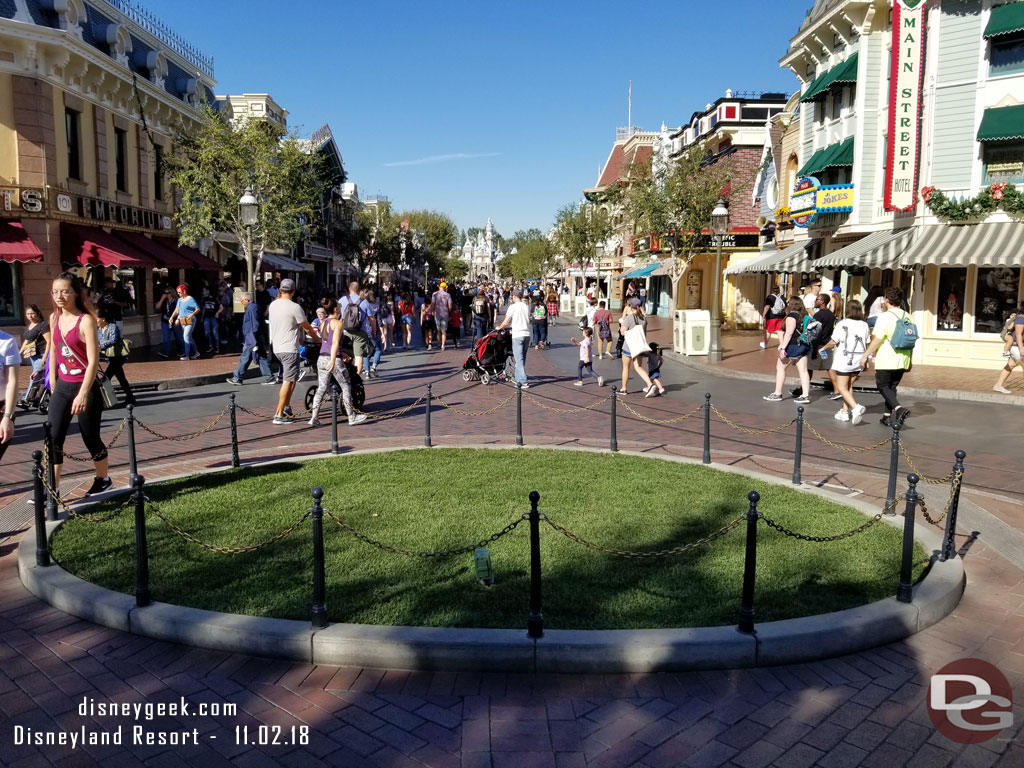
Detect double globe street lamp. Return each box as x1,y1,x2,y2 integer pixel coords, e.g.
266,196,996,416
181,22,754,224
709,198,729,363
239,186,259,292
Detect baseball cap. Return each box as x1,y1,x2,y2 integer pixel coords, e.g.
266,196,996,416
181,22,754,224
830,286,842,293
279,278,296,292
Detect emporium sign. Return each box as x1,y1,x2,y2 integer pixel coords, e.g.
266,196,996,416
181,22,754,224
791,177,856,228
0,185,172,232
884,0,927,212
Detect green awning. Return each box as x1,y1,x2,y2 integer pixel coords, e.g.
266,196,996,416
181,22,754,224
797,137,855,177
984,3,1024,38
799,54,858,103
977,104,1024,141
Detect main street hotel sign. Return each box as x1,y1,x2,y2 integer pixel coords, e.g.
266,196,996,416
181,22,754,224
884,0,927,212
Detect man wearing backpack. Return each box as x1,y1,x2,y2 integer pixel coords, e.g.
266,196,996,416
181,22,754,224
761,288,786,349
471,290,490,341
859,286,914,427
339,281,374,375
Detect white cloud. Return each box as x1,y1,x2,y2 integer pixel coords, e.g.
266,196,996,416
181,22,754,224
383,152,502,168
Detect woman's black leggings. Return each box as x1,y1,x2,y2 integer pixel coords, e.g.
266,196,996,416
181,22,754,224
48,378,106,464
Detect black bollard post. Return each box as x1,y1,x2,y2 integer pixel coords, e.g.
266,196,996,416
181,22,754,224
229,394,240,469
424,384,432,447
43,422,57,521
610,388,618,453
126,404,138,488
133,475,150,608
738,491,760,634
330,384,339,455
897,474,920,603
884,419,902,514
515,383,523,446
311,487,327,629
527,490,544,639
792,406,804,485
32,451,50,567
703,393,712,464
940,450,966,562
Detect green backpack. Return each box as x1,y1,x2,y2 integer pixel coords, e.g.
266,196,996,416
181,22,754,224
888,310,919,351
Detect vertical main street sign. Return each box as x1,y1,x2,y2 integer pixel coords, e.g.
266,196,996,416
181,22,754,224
884,0,928,212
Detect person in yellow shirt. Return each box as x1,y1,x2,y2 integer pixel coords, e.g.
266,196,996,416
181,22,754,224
859,287,912,427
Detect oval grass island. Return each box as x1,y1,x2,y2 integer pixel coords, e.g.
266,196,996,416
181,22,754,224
21,447,965,672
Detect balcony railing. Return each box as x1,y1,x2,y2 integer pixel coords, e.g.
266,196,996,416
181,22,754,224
100,0,214,78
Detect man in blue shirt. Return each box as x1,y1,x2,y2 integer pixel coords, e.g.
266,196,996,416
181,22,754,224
226,293,276,385
339,280,376,376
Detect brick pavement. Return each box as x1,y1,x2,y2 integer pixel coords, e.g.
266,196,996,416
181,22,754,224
1,334,1022,766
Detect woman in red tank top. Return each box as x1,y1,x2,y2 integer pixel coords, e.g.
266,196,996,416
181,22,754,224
47,272,111,497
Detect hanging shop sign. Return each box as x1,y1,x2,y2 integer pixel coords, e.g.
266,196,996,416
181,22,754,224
632,234,659,254
790,177,856,228
884,0,928,212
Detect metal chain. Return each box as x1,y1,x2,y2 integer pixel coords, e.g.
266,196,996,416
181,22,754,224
920,471,962,527
803,421,891,453
759,495,903,542
542,513,745,558
134,408,228,442
235,404,275,418
62,418,129,462
522,392,613,414
713,406,796,435
323,508,526,558
149,503,312,554
352,394,425,420
899,444,957,485
432,392,515,417
36,458,131,523
619,400,705,425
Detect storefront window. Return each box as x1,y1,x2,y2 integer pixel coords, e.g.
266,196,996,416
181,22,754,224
983,141,1024,185
0,263,18,324
974,267,1020,334
936,267,967,331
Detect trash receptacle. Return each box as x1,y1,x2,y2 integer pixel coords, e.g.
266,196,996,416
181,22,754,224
677,310,710,355
574,295,588,317
560,294,572,314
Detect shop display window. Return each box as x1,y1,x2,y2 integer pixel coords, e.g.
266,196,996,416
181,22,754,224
936,267,967,332
974,267,1020,334
0,263,18,324
983,142,1024,185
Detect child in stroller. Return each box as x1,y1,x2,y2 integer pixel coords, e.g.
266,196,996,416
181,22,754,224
461,328,515,384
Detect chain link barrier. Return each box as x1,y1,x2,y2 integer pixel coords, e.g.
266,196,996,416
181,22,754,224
899,444,957,485
619,400,705,425
432,392,515,417
803,421,890,453
920,471,962,528
62,418,128,462
712,406,796,436
759,495,905,542
37,448,130,523
352,394,426,420
323,508,526,558
523,392,613,414
135,408,228,442
150,503,312,554
541,513,745,558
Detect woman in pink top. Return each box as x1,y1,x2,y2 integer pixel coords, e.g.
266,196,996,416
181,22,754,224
47,272,111,497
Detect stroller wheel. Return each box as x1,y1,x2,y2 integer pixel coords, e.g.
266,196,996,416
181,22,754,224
38,391,50,415
480,372,491,385
462,369,474,382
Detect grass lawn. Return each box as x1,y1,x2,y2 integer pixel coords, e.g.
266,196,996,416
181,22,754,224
50,449,929,630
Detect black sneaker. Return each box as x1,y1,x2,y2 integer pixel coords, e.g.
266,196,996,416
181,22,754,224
84,477,113,496
789,387,802,398
892,407,911,429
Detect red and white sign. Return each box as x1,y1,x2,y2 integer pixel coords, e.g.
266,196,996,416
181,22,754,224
884,0,928,212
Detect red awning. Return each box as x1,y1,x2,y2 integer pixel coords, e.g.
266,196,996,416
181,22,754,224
112,230,192,268
61,224,158,268
0,220,44,263
153,237,222,272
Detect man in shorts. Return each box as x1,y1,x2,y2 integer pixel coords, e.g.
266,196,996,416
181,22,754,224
432,282,453,351
268,279,320,425
993,302,1024,394
340,281,374,374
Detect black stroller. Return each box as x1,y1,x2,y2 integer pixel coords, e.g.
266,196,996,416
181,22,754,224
303,333,366,416
17,368,50,415
462,329,515,384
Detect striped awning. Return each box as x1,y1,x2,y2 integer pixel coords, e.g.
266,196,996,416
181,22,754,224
900,223,1024,269
261,253,313,272
814,228,916,269
724,241,812,274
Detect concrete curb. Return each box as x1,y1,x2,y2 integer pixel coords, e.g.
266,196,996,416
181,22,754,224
665,350,1023,406
18,445,966,673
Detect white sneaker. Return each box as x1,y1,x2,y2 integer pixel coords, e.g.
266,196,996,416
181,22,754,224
573,381,583,387
598,376,604,387
759,342,767,349
348,414,368,425
834,409,851,422
851,404,866,426
993,385,1012,394
645,385,657,398
308,417,321,427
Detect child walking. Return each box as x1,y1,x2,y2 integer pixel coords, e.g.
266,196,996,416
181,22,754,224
571,328,604,386
645,342,667,397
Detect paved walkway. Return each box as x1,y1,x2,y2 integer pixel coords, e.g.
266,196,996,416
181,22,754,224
0,321,1021,766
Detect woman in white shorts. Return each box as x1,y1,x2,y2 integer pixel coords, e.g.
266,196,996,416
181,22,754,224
820,299,870,424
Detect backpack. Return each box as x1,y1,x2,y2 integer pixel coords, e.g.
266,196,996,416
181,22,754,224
533,304,547,321
342,299,363,332
473,296,487,314
578,314,589,331
799,315,824,346
888,310,919,351
1000,313,1018,342
770,294,786,316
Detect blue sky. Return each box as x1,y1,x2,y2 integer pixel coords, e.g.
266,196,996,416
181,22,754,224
148,0,810,236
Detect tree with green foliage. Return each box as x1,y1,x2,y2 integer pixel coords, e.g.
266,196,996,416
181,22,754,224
551,203,611,289
497,237,554,281
441,256,469,282
612,143,733,311
401,210,458,277
165,103,324,290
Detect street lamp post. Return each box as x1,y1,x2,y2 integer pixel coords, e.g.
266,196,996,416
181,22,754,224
595,241,604,302
239,186,259,291
709,198,729,363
